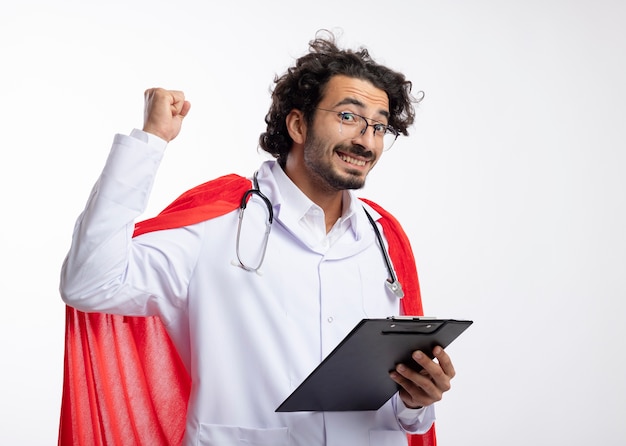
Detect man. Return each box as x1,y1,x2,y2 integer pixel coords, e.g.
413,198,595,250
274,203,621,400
60,32,455,446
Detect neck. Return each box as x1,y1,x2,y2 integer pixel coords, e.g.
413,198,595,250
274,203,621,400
283,160,344,233
315,193,344,233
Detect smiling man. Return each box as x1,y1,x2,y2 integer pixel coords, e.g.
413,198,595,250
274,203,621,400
60,31,455,446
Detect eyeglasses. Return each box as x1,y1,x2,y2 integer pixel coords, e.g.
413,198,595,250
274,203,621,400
316,108,400,151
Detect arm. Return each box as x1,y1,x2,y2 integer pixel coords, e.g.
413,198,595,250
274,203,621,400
60,89,192,318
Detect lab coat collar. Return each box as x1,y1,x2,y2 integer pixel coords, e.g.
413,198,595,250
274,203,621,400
257,160,374,243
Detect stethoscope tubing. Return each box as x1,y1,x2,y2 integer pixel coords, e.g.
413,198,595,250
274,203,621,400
235,171,404,298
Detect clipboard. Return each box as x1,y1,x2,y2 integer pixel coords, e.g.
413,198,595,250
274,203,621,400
276,317,472,412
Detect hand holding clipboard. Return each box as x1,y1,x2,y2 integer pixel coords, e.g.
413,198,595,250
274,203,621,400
276,317,472,412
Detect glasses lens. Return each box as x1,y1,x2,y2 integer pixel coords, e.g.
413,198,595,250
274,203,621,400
383,129,398,151
335,110,399,151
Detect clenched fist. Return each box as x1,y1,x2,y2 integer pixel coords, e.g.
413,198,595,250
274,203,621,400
142,88,191,142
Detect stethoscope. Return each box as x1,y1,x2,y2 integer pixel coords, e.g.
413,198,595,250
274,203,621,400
234,172,404,299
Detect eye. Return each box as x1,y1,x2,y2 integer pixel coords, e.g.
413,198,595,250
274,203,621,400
339,112,359,124
372,123,388,135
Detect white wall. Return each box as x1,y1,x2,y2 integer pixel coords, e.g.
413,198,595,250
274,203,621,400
2,1,625,444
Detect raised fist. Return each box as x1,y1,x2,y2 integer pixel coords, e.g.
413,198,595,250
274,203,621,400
142,88,191,142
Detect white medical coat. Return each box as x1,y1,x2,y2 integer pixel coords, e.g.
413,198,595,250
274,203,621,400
60,131,435,446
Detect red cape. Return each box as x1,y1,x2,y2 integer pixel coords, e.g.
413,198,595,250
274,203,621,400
59,174,436,446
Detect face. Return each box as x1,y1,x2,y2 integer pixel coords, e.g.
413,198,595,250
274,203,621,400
302,75,390,192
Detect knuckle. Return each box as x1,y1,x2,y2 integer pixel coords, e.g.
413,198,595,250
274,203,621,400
441,380,452,392
431,368,446,381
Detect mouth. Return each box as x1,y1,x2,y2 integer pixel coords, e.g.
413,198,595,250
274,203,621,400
338,152,368,167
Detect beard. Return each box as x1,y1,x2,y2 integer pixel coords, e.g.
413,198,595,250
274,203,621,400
303,129,375,192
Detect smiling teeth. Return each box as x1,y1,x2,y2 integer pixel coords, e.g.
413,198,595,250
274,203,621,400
339,154,366,166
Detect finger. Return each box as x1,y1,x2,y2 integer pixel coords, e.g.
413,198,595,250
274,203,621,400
433,346,456,379
390,364,439,408
390,367,426,407
394,363,440,395
167,90,186,114
411,350,451,393
169,92,190,119
180,100,191,118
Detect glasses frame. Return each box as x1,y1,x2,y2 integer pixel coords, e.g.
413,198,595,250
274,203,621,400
316,108,400,151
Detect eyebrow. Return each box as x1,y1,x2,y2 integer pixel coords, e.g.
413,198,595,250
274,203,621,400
333,97,390,120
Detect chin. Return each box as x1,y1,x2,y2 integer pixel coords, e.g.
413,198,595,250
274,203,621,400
332,172,366,190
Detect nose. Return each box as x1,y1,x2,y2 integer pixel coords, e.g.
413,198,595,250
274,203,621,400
353,122,381,151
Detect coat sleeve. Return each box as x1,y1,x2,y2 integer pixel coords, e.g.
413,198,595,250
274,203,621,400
58,133,250,446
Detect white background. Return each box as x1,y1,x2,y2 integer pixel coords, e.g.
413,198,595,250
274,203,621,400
2,1,625,444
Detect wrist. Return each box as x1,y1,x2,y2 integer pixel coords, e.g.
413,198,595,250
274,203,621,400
130,129,168,152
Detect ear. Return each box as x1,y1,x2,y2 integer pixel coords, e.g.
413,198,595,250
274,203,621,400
285,109,307,145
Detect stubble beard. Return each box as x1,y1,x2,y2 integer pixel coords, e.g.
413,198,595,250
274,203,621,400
303,133,374,192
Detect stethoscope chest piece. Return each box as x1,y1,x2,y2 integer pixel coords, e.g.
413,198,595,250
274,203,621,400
386,278,404,299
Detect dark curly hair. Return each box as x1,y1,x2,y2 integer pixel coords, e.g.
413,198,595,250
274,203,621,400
259,30,420,166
